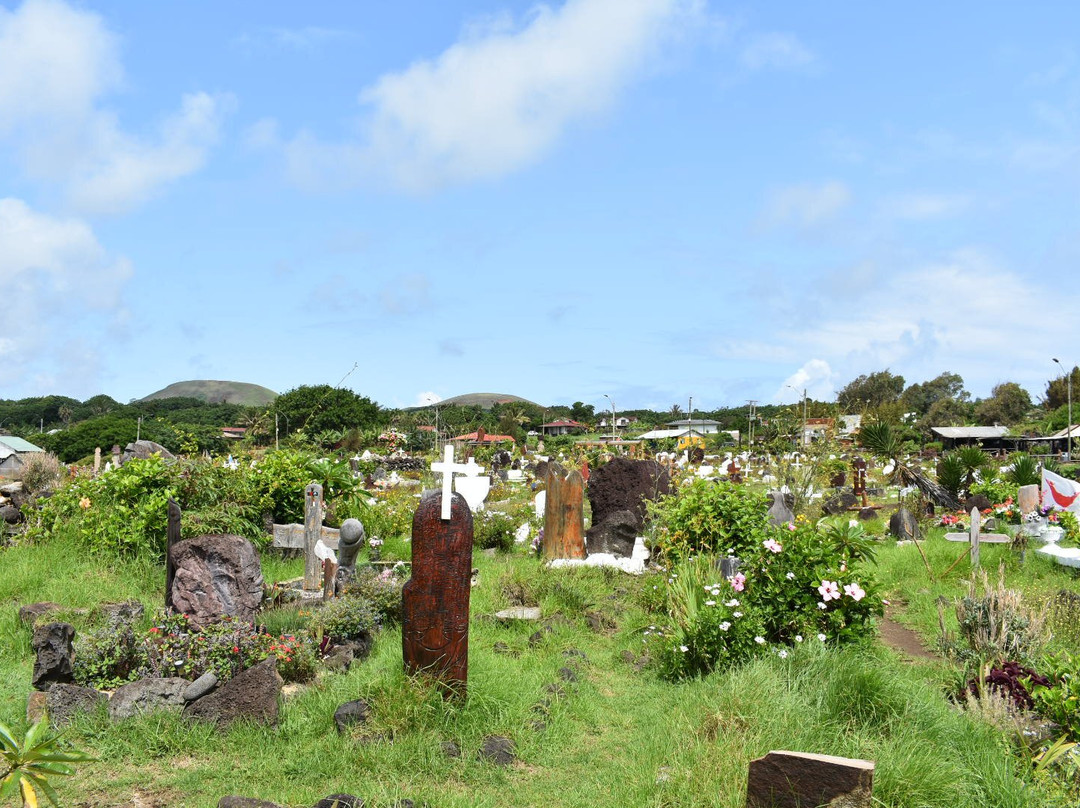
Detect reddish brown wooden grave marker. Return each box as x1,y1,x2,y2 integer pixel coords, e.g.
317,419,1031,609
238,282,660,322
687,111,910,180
401,489,473,697
543,468,586,560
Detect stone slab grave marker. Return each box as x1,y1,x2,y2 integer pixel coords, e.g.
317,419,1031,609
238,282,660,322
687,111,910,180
543,468,586,560
401,486,473,698
1017,484,1041,515
454,456,491,512
746,750,874,808
303,483,323,591
945,506,1011,569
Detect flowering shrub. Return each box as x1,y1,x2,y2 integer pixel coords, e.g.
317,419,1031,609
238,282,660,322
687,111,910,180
74,612,318,686
474,510,517,552
651,518,883,679
340,565,405,625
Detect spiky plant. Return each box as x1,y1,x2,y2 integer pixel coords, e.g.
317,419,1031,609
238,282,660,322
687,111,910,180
859,422,961,509
0,719,90,807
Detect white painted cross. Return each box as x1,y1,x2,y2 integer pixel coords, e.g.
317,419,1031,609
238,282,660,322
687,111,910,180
431,444,472,520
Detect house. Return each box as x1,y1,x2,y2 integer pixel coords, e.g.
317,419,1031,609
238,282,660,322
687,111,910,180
221,426,247,440
597,416,633,429
0,436,46,476
930,426,1009,450
801,417,834,444
665,418,722,435
451,429,516,445
539,420,588,436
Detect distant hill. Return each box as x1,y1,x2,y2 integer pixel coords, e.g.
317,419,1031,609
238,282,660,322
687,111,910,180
418,392,540,410
139,380,278,407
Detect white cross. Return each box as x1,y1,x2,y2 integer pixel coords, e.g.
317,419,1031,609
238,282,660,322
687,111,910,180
430,445,472,520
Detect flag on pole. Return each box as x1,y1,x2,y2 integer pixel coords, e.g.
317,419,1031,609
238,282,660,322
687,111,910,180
1042,467,1080,513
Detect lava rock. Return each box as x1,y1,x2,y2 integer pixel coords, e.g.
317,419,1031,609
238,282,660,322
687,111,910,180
478,735,516,766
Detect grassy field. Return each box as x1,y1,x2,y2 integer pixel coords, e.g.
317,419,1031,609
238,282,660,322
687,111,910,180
2,508,1079,807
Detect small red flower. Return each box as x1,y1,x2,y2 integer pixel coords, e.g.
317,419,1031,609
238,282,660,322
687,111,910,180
232,646,240,654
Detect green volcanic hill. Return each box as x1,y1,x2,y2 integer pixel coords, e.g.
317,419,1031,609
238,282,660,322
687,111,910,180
139,380,278,407
423,392,540,410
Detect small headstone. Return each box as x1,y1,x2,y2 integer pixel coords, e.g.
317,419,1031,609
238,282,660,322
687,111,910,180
766,491,795,527
183,656,283,727
494,607,541,621
1017,484,1041,515
543,469,586,560
533,490,547,519
852,457,868,500
963,494,993,513
32,621,75,690
93,447,101,474
583,508,638,557
170,534,264,629
746,750,874,808
888,507,919,540
401,489,473,697
304,484,324,590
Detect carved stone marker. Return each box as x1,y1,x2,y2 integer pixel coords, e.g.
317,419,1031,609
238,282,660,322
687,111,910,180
852,456,868,502
1017,484,1041,515
401,489,473,697
544,469,586,560
303,483,323,591
746,750,874,808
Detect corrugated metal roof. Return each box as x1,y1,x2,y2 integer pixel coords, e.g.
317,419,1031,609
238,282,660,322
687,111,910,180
930,426,1008,439
1047,424,1080,439
0,436,45,453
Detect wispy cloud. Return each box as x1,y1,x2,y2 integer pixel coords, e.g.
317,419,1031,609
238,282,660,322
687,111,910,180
881,192,971,221
233,25,356,53
379,273,432,316
281,0,705,192
0,0,227,215
0,197,131,394
760,180,851,229
740,32,816,71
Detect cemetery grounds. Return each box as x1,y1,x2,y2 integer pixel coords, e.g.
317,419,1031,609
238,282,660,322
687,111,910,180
2,451,1080,807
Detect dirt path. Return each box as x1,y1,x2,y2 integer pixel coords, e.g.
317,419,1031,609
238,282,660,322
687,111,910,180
878,609,942,661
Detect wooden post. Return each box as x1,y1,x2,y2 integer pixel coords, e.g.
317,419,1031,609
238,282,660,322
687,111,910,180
303,484,324,590
543,469,586,559
165,498,181,611
970,507,981,569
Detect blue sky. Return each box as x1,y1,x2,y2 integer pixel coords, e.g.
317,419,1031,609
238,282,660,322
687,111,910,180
2,0,1078,412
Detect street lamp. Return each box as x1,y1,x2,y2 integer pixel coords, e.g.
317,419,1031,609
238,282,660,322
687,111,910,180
1053,358,1072,461
787,385,808,446
602,394,616,442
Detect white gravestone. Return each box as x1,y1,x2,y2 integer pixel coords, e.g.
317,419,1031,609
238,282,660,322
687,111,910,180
430,445,473,520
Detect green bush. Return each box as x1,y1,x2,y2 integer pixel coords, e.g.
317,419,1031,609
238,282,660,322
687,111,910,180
341,566,405,625
314,595,379,643
647,479,770,560
339,488,416,541
969,478,1018,507
28,456,175,558
248,449,316,524
473,510,517,552
1030,652,1080,740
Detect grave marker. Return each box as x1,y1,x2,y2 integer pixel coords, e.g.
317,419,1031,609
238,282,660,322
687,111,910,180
543,469,586,560
303,484,324,591
401,489,473,697
746,750,874,808
944,506,1011,569
165,498,181,612
431,445,472,520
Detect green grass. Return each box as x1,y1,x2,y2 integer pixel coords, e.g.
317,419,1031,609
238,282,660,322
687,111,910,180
1,513,1075,806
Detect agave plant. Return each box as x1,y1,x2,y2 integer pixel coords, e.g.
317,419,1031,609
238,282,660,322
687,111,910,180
1005,453,1041,487
0,719,90,807
859,422,961,509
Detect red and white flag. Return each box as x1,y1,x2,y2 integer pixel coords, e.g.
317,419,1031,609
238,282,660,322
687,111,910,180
1042,467,1080,513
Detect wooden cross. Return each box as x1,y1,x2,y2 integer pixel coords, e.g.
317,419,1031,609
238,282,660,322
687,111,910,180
431,444,472,520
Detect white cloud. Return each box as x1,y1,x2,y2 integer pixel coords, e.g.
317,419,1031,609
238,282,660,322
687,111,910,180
415,391,443,407
0,0,226,214
0,197,131,393
716,248,1080,399
762,180,851,228
740,32,815,71
234,25,355,53
776,360,835,403
882,193,971,221
284,0,703,191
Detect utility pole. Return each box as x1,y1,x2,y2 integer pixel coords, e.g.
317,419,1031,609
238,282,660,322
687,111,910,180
1054,358,1073,461
275,412,279,451
603,394,616,442
746,400,758,450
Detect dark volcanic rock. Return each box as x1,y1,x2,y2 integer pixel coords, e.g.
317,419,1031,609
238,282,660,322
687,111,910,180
109,677,188,720
585,508,638,557
46,683,105,727
19,602,61,626
169,533,263,628
478,735,516,765
822,491,858,515
334,699,372,734
183,656,282,727
218,798,285,808
587,458,670,529
964,494,993,514
32,621,75,690
313,795,362,808
889,507,920,540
